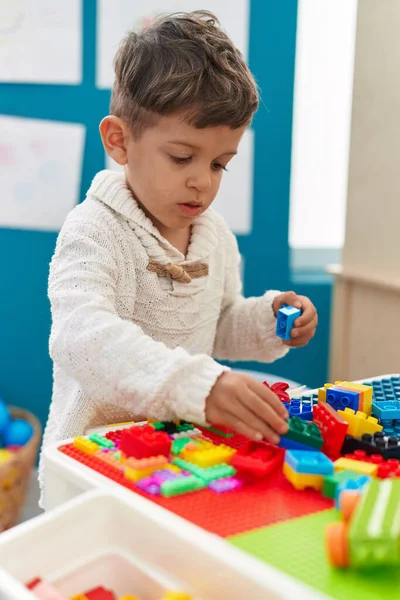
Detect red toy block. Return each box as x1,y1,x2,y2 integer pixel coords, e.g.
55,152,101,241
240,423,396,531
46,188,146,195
313,402,348,460
84,586,117,600
263,381,290,403
377,459,400,479
231,441,284,478
119,425,171,458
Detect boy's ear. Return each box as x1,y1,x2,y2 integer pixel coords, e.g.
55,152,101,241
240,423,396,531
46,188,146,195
99,116,129,165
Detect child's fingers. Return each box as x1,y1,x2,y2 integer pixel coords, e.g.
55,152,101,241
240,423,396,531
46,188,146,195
243,389,289,436
291,317,318,339
250,379,289,419
294,302,318,327
226,401,282,443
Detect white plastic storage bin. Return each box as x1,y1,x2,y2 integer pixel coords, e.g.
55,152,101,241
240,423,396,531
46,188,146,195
0,489,328,600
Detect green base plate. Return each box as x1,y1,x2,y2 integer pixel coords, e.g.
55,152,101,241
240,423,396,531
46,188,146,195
229,509,400,600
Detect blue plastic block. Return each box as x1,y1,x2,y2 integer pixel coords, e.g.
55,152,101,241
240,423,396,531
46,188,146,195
335,475,371,509
276,305,302,340
278,437,318,452
325,386,360,411
285,450,334,475
287,399,313,421
372,401,400,421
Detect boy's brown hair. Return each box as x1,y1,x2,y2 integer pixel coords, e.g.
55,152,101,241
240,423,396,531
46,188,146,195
110,10,258,137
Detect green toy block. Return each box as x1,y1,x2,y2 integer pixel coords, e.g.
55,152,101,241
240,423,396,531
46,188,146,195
171,437,198,455
88,433,114,449
172,458,236,482
349,478,400,567
152,421,166,430
204,426,234,438
323,470,362,499
177,423,195,432
160,475,206,497
283,416,323,450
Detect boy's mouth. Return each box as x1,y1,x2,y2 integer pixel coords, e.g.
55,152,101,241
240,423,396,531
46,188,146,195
178,203,203,216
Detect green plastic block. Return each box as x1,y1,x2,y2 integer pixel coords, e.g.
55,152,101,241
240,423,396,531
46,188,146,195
283,416,323,449
323,470,362,499
171,437,198,456
349,478,400,567
160,475,205,497
204,426,234,438
88,433,114,449
229,510,400,600
152,421,165,430
177,423,195,432
172,458,235,482
172,457,203,476
196,464,236,483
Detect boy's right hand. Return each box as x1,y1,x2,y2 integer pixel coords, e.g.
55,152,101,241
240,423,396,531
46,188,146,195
205,372,289,444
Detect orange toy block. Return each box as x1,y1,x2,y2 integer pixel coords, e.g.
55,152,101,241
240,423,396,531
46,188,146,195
124,455,168,469
337,408,382,437
335,382,373,415
95,451,125,471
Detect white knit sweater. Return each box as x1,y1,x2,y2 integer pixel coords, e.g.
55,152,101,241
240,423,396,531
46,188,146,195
39,170,288,495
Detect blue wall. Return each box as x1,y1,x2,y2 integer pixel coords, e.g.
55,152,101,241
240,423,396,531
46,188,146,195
0,0,331,428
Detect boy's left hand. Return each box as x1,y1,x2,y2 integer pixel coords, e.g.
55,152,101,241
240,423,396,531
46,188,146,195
273,291,318,348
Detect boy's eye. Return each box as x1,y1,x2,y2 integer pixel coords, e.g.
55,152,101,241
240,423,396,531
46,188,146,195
171,155,192,164
212,162,228,172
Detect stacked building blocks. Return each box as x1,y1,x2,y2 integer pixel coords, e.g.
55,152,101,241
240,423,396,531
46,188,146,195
313,402,348,459
326,478,400,568
119,425,171,458
283,450,333,491
275,304,302,340
319,381,373,414
279,416,323,450
342,431,400,460
57,374,400,599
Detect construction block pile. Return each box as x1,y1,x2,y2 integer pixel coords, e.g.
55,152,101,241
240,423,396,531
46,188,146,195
26,580,191,600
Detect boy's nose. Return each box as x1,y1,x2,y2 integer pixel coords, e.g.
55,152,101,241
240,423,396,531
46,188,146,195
187,170,212,192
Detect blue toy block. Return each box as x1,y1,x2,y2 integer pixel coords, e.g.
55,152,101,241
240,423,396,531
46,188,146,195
285,450,334,475
278,437,318,452
276,304,302,340
325,386,360,411
372,401,400,421
335,475,371,509
287,399,313,421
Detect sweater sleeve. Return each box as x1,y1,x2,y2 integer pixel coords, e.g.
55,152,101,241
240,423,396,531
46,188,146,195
212,219,289,363
48,218,227,425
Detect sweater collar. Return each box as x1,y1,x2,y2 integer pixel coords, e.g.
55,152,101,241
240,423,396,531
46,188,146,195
87,170,218,263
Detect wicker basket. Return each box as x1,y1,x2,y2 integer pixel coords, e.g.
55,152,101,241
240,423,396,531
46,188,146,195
0,407,41,532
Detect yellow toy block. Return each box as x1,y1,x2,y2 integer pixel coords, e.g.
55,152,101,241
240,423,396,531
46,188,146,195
283,462,324,491
165,464,182,473
183,445,236,467
125,462,168,482
336,382,373,415
318,383,334,403
71,595,89,600
119,596,141,600
73,436,99,455
337,408,382,437
0,449,12,465
334,457,378,477
159,593,192,600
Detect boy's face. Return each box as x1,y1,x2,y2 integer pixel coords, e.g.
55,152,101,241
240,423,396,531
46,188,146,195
123,113,246,234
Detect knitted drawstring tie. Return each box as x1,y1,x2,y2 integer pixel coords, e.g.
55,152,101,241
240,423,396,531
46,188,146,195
147,259,208,284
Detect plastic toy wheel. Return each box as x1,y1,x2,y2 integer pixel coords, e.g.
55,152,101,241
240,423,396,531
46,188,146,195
325,522,349,568
339,490,361,521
